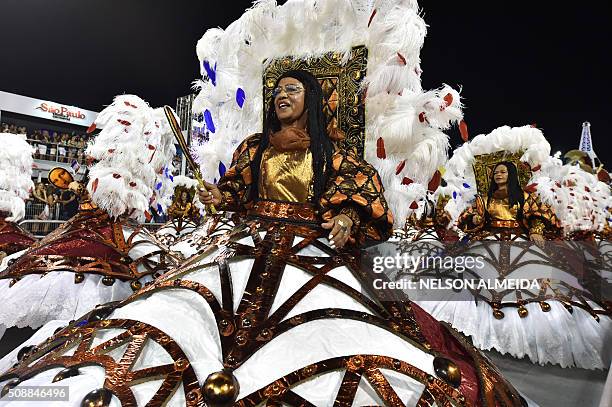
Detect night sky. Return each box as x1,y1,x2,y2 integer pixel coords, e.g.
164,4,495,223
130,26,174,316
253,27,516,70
1,1,610,165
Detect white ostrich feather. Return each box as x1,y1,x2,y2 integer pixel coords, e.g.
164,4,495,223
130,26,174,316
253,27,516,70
532,157,612,233
85,95,176,222
0,133,35,221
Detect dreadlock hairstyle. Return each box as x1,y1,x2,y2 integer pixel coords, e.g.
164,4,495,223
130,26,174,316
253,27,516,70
487,161,525,219
249,69,334,202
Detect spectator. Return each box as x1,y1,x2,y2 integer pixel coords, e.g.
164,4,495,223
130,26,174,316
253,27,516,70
58,190,78,220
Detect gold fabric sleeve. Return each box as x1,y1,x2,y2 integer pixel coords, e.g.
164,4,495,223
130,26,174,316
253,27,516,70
319,151,393,246
521,192,561,236
216,134,261,212
457,195,486,233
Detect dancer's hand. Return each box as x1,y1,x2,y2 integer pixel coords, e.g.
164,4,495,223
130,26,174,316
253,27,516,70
197,181,222,206
322,214,353,249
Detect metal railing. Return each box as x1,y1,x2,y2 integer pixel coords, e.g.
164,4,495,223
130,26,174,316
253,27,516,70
27,138,85,163
24,202,61,221
18,220,66,238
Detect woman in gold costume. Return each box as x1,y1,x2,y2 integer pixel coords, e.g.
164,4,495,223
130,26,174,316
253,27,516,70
458,161,558,243
0,72,529,407
199,70,393,248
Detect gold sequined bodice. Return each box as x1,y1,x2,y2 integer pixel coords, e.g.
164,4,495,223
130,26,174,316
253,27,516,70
486,196,518,221
258,146,314,203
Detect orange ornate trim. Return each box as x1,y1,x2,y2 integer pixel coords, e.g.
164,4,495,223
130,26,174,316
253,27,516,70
247,200,319,223
489,220,520,229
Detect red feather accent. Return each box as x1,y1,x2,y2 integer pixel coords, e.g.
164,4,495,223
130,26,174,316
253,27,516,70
409,201,419,210
397,52,407,65
108,149,115,154
427,170,442,192
531,164,541,171
418,112,426,123
92,178,99,193
124,101,137,108
376,137,386,159
113,173,121,179
368,8,377,27
585,186,591,192
129,182,137,187
144,211,152,222
459,120,469,142
525,183,538,193
443,93,453,107
402,177,413,186
395,160,406,175
117,119,131,126
598,169,611,183
86,123,96,133
148,144,156,150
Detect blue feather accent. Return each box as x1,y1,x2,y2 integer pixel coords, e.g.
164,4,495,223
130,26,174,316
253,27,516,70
452,191,457,199
463,183,470,188
169,175,174,182
157,204,163,213
203,60,216,86
236,88,246,108
219,161,226,177
204,109,216,133
155,182,162,190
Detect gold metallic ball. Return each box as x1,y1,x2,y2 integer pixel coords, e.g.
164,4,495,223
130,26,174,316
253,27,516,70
130,280,142,291
9,278,19,288
80,388,112,407
539,301,551,312
101,276,115,286
433,357,462,388
493,309,505,320
202,369,240,407
74,273,85,284
517,306,528,318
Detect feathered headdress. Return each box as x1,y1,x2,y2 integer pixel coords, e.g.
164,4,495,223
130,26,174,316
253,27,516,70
441,125,550,222
0,133,35,222
440,125,612,233
85,95,177,222
190,0,463,227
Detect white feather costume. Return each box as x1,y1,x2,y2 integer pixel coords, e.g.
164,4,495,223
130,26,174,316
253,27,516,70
0,3,535,407
0,133,35,223
401,125,612,370
0,96,180,338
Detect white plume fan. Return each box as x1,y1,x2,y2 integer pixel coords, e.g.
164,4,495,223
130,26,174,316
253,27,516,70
85,95,177,222
0,133,35,222
190,0,463,227
532,157,612,233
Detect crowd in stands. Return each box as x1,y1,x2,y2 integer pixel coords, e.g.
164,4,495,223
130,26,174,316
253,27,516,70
3,122,180,230
1,122,87,163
